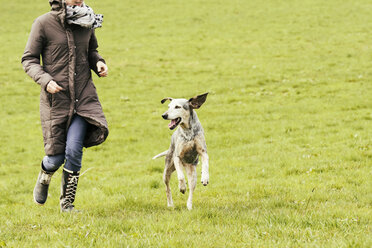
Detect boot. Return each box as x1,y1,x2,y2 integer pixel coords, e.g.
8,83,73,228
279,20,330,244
33,163,55,205
60,168,80,212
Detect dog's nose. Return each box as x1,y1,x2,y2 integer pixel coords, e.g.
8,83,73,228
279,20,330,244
162,114,168,119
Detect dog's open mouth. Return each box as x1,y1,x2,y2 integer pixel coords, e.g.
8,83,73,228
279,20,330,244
168,117,181,130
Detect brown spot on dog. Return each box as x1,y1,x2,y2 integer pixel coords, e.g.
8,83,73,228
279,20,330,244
179,142,199,165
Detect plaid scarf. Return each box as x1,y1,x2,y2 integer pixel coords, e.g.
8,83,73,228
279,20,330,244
66,3,103,29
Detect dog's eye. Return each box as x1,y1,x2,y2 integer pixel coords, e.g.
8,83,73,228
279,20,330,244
175,106,181,109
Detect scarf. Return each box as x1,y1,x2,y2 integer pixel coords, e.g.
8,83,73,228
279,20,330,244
66,3,103,29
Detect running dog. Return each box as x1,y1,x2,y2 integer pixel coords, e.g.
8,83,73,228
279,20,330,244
153,93,209,210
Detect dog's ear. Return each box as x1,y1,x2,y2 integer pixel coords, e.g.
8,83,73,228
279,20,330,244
161,97,173,104
189,93,208,109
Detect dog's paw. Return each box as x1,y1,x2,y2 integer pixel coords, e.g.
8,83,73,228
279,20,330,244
179,179,186,194
201,173,209,186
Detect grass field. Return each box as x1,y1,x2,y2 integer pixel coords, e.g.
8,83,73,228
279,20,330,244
0,0,371,247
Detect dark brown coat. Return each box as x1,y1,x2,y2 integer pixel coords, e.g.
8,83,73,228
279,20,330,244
22,0,108,156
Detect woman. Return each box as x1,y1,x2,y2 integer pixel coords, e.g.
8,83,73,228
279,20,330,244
22,0,109,212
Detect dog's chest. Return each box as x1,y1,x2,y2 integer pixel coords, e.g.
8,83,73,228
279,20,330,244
179,141,198,165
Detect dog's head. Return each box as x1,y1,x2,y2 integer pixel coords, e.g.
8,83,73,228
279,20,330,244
160,93,208,130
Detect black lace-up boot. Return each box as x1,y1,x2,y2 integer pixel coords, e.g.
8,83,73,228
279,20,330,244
60,168,80,213
33,163,55,205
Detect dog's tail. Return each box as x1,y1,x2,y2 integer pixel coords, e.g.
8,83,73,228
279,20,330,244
152,150,168,160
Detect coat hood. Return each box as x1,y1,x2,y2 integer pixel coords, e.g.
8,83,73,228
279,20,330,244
49,0,65,11
49,0,66,26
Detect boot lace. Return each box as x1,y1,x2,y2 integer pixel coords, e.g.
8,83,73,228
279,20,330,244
62,175,78,209
62,168,93,209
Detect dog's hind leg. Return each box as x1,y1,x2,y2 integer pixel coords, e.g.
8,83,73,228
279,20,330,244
163,164,175,207
185,164,197,210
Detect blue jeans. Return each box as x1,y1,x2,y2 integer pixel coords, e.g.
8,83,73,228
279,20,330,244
42,115,88,173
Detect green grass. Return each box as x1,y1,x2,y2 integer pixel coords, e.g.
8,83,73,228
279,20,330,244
1,0,372,247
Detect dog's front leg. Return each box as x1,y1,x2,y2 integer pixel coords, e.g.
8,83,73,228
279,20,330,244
185,164,197,210
174,156,187,194
200,152,209,186
196,137,209,186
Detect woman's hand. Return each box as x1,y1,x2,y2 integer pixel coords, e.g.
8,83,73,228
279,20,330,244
46,80,64,94
97,61,108,77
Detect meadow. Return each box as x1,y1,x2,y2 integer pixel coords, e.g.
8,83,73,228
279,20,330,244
0,0,371,247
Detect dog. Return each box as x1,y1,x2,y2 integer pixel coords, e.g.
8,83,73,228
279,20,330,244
152,93,210,210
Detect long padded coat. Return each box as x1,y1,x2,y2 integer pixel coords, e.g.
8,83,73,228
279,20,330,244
22,0,109,156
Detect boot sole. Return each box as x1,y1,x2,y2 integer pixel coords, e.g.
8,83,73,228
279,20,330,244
33,198,46,206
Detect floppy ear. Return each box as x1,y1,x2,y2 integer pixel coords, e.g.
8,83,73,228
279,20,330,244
189,93,208,109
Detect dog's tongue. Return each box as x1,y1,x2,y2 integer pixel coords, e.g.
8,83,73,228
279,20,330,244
168,119,176,129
